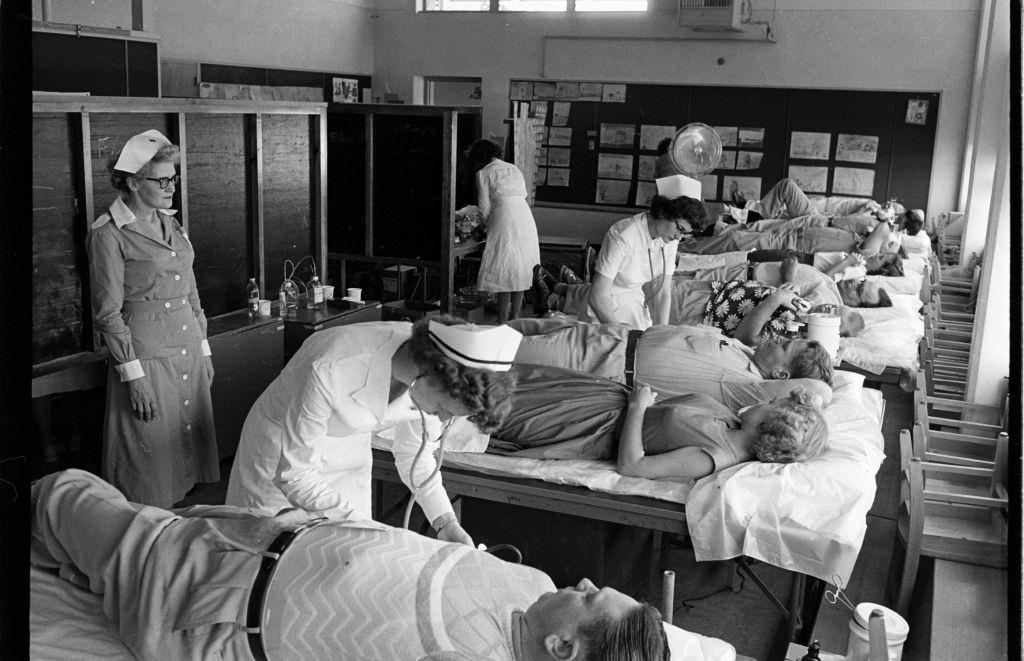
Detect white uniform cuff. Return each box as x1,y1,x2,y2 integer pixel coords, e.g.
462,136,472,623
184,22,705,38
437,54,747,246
116,360,145,382
200,339,212,356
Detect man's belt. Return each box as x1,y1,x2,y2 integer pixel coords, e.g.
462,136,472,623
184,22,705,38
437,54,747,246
623,329,644,388
246,520,323,661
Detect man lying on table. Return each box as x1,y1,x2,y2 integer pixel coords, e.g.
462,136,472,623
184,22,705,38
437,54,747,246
34,469,694,661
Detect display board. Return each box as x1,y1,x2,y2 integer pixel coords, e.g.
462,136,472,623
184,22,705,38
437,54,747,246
200,63,371,106
510,80,939,211
33,31,159,97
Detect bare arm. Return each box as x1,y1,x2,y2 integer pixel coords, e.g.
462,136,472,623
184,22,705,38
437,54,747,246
821,253,863,279
587,272,619,324
759,378,833,407
617,387,715,480
733,289,794,347
858,220,891,255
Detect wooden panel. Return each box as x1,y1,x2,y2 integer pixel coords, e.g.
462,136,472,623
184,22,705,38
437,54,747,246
326,112,366,254
32,114,87,363
262,114,314,294
87,112,174,213
184,113,250,317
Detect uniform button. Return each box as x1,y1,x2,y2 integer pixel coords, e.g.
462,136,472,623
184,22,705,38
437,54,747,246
182,325,188,331
174,274,181,281
182,374,189,381
181,349,187,355
185,424,192,431
184,399,190,406
164,302,171,308
170,251,177,257
181,298,187,304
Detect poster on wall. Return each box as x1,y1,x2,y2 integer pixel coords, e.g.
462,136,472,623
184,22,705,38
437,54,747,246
536,167,548,185
836,134,879,164
833,167,875,196
555,82,580,99
510,81,533,101
789,132,831,160
578,83,603,101
547,147,572,167
548,127,572,146
530,101,548,121
602,84,627,103
699,175,718,201
787,165,829,193
599,123,635,147
595,179,631,204
533,81,557,100
714,126,738,148
636,181,657,207
716,150,737,170
738,128,765,149
547,168,570,186
639,125,677,151
735,151,763,170
905,99,929,125
550,102,572,126
597,153,634,180
637,155,658,181
722,176,761,202
331,78,360,103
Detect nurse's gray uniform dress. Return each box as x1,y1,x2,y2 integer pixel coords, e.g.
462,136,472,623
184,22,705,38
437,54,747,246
88,197,218,507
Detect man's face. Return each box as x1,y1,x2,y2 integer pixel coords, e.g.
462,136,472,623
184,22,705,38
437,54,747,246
752,338,810,377
524,578,637,642
837,278,882,307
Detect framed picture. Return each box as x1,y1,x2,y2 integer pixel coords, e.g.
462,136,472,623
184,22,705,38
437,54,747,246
905,99,929,125
331,77,360,104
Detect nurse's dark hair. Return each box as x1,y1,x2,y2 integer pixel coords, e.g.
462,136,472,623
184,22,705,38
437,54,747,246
107,144,181,194
465,138,504,173
407,315,516,433
649,194,705,224
577,601,669,661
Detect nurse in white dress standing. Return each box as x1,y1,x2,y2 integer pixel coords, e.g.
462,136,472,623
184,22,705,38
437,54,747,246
467,138,540,323
582,175,707,329
226,317,522,546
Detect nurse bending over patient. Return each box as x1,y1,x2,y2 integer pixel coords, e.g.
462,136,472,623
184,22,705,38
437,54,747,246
227,318,522,546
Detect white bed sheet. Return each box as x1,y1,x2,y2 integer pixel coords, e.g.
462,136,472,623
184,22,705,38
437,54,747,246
396,375,884,585
838,292,923,374
31,566,132,660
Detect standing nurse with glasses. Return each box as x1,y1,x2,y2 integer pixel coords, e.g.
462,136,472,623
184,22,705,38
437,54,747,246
581,175,707,329
87,129,218,507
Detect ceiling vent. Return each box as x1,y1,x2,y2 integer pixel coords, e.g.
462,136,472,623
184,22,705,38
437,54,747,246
678,0,746,33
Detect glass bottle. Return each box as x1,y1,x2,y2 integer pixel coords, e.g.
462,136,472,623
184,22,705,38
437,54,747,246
307,275,324,310
246,278,261,320
279,279,298,317
800,640,821,661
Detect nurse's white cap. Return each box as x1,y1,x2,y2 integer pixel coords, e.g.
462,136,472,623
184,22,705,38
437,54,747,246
113,129,172,173
655,174,701,200
427,321,522,372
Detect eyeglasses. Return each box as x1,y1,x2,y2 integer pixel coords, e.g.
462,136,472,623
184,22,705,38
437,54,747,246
142,174,180,190
674,220,693,235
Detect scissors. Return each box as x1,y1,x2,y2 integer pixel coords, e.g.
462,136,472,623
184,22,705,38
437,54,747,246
824,573,857,611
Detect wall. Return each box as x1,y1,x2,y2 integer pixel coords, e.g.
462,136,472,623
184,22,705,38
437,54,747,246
34,0,374,76
372,0,981,241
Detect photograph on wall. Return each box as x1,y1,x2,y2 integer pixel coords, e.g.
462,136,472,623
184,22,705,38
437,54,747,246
716,150,737,170
595,179,631,204
602,84,627,103
547,168,570,187
699,175,718,201
536,167,548,185
530,101,548,121
789,132,831,160
787,165,829,193
533,81,557,100
714,126,738,148
578,83,603,101
548,127,572,146
636,181,657,207
905,98,929,125
331,77,360,103
510,81,533,101
735,151,763,170
832,167,875,196
599,123,635,147
836,134,879,164
639,125,677,151
547,147,572,168
637,155,658,181
722,176,761,202
737,128,765,149
596,153,634,180
555,82,580,99
550,102,572,126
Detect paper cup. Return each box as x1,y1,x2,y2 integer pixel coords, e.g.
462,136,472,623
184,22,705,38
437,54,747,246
258,299,271,317
346,288,362,301
322,285,335,300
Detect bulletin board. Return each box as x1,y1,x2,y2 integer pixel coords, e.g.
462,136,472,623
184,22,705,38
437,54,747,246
510,80,939,212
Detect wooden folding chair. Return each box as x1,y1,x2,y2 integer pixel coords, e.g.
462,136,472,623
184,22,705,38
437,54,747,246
886,430,1008,616
910,421,1008,495
913,382,1006,432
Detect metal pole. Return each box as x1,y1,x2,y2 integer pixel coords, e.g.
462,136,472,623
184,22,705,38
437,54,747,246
661,570,675,625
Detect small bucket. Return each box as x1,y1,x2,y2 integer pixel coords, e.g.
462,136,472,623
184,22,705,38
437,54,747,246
805,311,841,359
846,602,909,661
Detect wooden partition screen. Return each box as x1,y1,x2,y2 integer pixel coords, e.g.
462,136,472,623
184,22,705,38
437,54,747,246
31,95,327,367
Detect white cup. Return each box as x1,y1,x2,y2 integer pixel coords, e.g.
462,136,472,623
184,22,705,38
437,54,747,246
322,285,335,300
347,288,362,301
258,299,271,317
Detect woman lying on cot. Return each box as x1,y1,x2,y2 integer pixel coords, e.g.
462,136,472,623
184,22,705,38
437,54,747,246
488,365,828,480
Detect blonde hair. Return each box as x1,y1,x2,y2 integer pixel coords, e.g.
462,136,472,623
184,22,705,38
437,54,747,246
752,387,828,463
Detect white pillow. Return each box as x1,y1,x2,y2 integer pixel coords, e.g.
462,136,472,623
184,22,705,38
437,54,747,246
663,621,737,661
832,369,866,399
